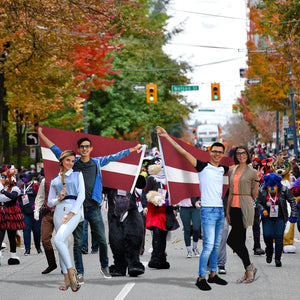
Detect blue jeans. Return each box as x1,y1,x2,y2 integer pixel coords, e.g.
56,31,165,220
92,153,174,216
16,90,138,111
179,207,201,247
262,217,285,261
199,207,224,277
81,219,99,252
23,213,42,251
73,206,108,275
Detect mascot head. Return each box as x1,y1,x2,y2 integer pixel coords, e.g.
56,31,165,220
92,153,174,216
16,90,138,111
0,165,17,191
272,156,291,179
263,172,282,195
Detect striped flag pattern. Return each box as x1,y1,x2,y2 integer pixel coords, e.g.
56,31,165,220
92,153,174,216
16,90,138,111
158,135,233,204
38,126,145,193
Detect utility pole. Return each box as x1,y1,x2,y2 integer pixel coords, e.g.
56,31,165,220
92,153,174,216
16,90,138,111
289,65,298,156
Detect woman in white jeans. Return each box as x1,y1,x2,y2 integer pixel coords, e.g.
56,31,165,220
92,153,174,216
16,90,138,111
48,150,85,292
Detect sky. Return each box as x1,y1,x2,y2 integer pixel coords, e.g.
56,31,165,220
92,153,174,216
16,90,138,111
163,0,248,126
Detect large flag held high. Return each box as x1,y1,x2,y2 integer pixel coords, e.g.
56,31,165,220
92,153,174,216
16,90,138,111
38,126,145,193
158,135,233,204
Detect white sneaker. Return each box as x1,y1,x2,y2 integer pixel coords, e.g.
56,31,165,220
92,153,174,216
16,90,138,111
193,248,200,257
187,251,193,258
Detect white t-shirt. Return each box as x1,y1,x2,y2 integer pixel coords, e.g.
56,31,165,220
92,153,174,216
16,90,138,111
195,160,228,207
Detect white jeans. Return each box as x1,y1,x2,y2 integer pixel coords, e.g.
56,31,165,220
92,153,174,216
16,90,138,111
54,202,81,274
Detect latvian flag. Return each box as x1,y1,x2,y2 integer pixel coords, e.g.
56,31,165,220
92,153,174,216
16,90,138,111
158,135,233,204
37,126,145,193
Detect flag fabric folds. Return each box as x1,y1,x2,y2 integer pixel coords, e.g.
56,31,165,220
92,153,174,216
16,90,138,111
37,126,145,193
158,135,233,205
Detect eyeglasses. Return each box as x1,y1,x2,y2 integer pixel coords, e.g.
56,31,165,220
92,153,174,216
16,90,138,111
79,145,91,149
211,150,224,155
236,151,247,156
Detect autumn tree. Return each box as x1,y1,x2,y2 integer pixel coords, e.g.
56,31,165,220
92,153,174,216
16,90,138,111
0,0,139,166
242,0,299,142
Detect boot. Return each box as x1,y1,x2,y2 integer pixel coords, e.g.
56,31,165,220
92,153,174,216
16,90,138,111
42,249,57,274
8,252,20,265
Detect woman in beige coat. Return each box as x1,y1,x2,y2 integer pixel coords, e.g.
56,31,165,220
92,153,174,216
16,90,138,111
226,146,262,284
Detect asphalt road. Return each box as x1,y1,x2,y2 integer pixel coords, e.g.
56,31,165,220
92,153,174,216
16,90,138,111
1,207,300,300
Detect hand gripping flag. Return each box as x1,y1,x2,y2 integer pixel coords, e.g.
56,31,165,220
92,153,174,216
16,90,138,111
158,135,233,204
37,126,145,193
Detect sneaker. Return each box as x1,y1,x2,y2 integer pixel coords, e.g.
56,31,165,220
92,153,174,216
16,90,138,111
37,248,43,254
81,249,88,255
218,266,226,274
193,248,200,257
207,274,228,285
100,267,112,279
77,273,84,285
91,249,98,254
195,278,211,291
24,249,30,256
275,260,282,267
254,248,265,255
187,251,193,258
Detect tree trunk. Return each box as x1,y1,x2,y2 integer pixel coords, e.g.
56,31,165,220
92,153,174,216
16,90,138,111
0,71,10,164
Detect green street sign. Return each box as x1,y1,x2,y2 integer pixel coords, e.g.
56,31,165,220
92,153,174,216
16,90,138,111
172,85,199,92
198,109,215,112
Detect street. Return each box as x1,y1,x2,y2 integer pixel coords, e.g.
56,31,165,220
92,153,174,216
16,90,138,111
1,206,300,300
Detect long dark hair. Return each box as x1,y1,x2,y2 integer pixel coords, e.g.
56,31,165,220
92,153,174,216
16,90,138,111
233,145,251,165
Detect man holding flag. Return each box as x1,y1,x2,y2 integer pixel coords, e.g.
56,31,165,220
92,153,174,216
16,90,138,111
156,126,229,291
38,127,142,283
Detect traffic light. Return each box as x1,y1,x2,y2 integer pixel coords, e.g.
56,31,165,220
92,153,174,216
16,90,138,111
211,83,221,101
232,104,238,113
146,84,157,103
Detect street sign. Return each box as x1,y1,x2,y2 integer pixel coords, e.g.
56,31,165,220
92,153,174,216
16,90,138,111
172,85,199,92
282,116,289,129
132,84,146,91
26,132,39,146
247,78,262,85
30,148,36,159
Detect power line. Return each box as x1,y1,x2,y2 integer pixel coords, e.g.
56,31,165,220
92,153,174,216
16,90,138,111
168,8,245,20
111,57,244,72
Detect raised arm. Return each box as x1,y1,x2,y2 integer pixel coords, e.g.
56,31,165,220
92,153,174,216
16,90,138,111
156,126,197,167
38,127,55,148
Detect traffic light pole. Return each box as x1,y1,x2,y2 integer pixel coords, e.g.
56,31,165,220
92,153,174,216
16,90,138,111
290,65,298,156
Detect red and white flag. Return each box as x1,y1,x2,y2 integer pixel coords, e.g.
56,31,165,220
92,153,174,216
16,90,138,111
158,135,233,204
37,126,145,193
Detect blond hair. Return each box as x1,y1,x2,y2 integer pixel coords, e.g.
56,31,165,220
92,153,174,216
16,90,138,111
59,150,76,185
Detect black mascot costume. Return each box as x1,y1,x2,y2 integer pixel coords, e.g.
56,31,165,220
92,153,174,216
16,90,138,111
105,175,146,277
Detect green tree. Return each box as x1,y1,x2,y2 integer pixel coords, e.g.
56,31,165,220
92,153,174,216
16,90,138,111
87,0,194,141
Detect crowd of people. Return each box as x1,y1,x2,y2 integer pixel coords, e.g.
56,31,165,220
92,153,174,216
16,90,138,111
0,126,299,293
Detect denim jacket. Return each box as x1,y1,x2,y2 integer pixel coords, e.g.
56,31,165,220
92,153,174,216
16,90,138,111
50,145,130,205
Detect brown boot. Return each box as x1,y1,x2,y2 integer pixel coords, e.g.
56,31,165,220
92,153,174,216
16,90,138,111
42,249,57,274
